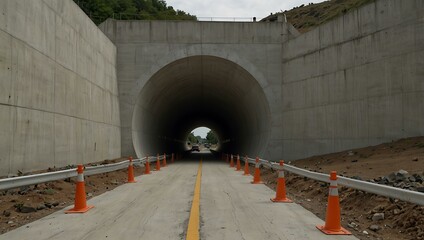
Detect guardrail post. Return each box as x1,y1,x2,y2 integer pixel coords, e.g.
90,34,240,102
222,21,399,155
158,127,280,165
127,156,137,183
271,160,292,203
316,171,351,235
65,165,94,214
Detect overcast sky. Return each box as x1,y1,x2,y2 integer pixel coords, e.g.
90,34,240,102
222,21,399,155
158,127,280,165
166,0,326,20
192,127,211,138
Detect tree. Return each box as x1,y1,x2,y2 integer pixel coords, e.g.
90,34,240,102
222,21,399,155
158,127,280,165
187,132,198,144
206,130,218,144
74,0,196,25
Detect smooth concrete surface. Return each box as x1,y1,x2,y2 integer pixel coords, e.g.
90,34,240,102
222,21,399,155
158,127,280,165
0,157,358,240
280,0,424,160
0,162,198,240
99,20,293,160
0,0,120,176
201,160,358,240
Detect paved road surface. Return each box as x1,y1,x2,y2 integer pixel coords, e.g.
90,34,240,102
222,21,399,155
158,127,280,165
1,155,358,240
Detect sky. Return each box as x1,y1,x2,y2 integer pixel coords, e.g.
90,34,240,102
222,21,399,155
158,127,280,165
166,0,326,20
192,127,211,138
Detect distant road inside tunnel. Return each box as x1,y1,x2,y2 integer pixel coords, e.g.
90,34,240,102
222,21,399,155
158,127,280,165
1,154,357,240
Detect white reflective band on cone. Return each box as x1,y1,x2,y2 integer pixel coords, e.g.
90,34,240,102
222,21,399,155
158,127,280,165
329,187,338,196
255,163,260,168
278,171,285,178
330,180,337,187
77,173,84,182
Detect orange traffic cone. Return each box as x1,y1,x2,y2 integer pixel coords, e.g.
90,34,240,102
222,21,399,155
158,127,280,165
65,165,94,213
171,153,174,163
144,156,151,174
230,154,234,168
163,153,167,167
316,171,351,235
243,156,250,176
235,154,241,171
271,160,292,203
251,157,263,184
155,154,161,171
127,156,137,183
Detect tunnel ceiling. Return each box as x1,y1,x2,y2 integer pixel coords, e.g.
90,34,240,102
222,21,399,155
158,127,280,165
133,55,271,157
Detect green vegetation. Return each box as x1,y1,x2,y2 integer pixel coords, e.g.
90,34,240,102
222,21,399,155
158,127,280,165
262,0,375,33
187,132,199,144
206,130,218,144
73,0,196,25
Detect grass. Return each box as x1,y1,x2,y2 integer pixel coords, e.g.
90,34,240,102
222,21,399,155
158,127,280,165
263,0,375,33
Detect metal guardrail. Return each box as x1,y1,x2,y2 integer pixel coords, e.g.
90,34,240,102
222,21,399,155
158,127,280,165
244,157,424,205
0,154,171,191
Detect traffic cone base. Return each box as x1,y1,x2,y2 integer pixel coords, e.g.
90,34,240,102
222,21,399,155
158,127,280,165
271,197,292,203
316,225,351,235
127,179,137,183
251,180,264,184
65,205,94,214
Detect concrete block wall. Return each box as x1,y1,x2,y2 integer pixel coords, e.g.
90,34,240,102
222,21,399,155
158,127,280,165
0,0,120,176
281,0,424,160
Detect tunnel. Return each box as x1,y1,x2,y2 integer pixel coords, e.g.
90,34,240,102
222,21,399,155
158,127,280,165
132,55,271,158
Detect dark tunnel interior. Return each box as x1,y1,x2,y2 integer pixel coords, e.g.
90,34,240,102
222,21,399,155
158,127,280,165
132,55,271,158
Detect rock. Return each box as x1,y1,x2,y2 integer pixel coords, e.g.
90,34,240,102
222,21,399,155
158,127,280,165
348,151,354,156
362,230,369,235
44,202,52,208
3,210,11,217
18,186,30,195
19,206,36,213
412,158,418,162
87,193,93,197
36,205,46,210
352,176,362,180
396,169,410,181
387,172,397,183
52,202,59,207
351,159,358,163
348,222,359,228
409,176,417,182
393,209,401,215
372,213,385,221
7,221,14,224
369,225,380,231
417,187,424,193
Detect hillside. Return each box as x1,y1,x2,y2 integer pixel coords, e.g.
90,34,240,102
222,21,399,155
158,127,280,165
73,0,196,25
262,0,375,33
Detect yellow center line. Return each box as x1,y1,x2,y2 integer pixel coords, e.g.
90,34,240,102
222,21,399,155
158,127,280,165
186,160,202,240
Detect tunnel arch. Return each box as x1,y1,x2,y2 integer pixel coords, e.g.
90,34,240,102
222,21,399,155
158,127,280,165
132,55,271,158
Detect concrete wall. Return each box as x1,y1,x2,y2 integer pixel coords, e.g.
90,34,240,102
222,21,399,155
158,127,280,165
281,0,424,160
99,20,296,159
0,0,120,176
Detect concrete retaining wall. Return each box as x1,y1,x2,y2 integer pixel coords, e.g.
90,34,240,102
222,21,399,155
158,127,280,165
0,0,120,176
281,0,424,160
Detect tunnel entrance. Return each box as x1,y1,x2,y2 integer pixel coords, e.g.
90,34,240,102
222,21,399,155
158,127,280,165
132,55,271,158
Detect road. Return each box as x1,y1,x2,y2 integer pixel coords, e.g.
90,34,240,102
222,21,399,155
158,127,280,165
1,154,358,240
